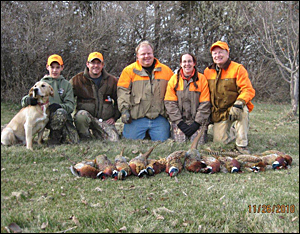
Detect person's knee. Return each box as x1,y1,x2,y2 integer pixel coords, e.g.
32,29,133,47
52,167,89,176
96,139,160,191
74,111,90,125
122,124,145,140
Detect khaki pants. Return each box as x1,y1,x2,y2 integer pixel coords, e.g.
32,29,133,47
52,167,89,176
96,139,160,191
212,106,249,147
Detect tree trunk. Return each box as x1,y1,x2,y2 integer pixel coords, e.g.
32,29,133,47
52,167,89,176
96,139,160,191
291,72,299,115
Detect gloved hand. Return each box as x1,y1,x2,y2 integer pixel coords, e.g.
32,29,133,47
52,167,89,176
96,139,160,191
49,103,61,113
121,110,132,124
26,97,38,106
229,100,244,121
177,121,190,136
185,121,200,137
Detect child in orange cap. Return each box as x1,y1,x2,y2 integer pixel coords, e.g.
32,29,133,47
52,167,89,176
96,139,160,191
21,54,79,146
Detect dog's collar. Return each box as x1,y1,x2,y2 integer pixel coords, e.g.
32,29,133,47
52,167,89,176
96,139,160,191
38,100,49,111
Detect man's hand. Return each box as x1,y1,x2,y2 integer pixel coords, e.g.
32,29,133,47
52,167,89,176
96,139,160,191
229,100,244,121
105,118,115,125
49,103,61,113
121,110,132,124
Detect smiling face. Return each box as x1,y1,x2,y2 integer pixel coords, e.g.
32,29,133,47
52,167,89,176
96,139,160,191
46,62,64,79
136,44,154,67
180,54,196,76
86,59,104,78
211,47,229,67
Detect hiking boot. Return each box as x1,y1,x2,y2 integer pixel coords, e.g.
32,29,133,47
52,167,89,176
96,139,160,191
47,130,62,146
236,145,251,155
79,132,92,141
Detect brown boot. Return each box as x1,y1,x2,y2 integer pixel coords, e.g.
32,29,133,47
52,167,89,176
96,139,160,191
47,130,62,146
236,145,251,154
79,132,92,141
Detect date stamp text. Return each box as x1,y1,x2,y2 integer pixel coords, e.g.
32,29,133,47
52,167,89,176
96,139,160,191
248,204,295,213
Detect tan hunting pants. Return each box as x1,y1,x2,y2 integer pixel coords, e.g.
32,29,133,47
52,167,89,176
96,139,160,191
212,106,249,147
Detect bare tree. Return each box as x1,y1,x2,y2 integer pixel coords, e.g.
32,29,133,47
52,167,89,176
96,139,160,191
1,1,297,106
243,1,299,115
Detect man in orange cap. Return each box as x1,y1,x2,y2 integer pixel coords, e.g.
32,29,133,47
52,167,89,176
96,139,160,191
204,41,255,154
21,54,79,146
70,52,120,141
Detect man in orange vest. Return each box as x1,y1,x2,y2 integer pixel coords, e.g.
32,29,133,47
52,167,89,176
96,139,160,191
204,41,255,154
117,41,174,141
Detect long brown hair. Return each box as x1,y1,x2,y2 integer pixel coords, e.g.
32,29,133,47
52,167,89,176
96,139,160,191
174,53,199,92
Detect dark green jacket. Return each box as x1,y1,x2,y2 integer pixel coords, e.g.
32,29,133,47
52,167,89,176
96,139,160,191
21,75,75,121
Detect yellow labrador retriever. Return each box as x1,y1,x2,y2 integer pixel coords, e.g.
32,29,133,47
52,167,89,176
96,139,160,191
1,81,54,150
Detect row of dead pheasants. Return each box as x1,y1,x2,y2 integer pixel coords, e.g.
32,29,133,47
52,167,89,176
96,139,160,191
70,131,293,180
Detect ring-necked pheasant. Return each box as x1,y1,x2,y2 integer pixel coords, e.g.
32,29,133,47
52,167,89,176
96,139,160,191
236,150,293,171
184,129,207,173
217,156,242,173
200,155,221,174
235,154,266,172
70,160,101,179
257,150,293,170
165,150,186,177
95,154,116,179
112,147,132,180
129,144,158,177
145,158,167,176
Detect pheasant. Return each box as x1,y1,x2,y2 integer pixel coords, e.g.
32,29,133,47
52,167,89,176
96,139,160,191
95,154,116,179
200,155,221,174
217,156,242,173
184,128,207,173
145,158,167,176
165,150,186,177
235,154,266,172
129,144,158,177
112,147,132,180
257,150,293,170
70,159,101,179
91,116,120,141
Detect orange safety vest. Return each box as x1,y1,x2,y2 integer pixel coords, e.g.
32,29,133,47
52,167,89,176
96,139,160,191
204,60,255,122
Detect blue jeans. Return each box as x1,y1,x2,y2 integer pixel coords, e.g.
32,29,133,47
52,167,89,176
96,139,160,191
122,115,170,141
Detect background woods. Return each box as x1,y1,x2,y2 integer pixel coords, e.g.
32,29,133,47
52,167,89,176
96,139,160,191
1,1,299,114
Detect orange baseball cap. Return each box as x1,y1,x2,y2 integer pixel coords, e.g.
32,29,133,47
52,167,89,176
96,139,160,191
47,54,63,66
87,52,104,62
210,41,229,53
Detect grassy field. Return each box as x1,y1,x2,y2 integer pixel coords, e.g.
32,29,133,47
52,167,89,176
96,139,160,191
1,101,299,233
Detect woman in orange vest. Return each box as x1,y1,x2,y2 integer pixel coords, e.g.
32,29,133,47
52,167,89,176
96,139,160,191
164,53,211,143
204,41,255,154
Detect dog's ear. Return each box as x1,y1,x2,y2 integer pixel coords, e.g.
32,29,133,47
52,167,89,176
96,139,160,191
49,85,54,97
29,87,34,97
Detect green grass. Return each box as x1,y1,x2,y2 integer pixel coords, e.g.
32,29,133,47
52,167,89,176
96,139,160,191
1,101,299,233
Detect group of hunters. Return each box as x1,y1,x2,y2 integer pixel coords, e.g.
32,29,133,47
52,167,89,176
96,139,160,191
21,40,255,155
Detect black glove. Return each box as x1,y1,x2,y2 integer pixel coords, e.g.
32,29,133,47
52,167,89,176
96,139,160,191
49,103,61,113
185,121,200,137
26,97,38,106
177,121,190,136
121,110,132,124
